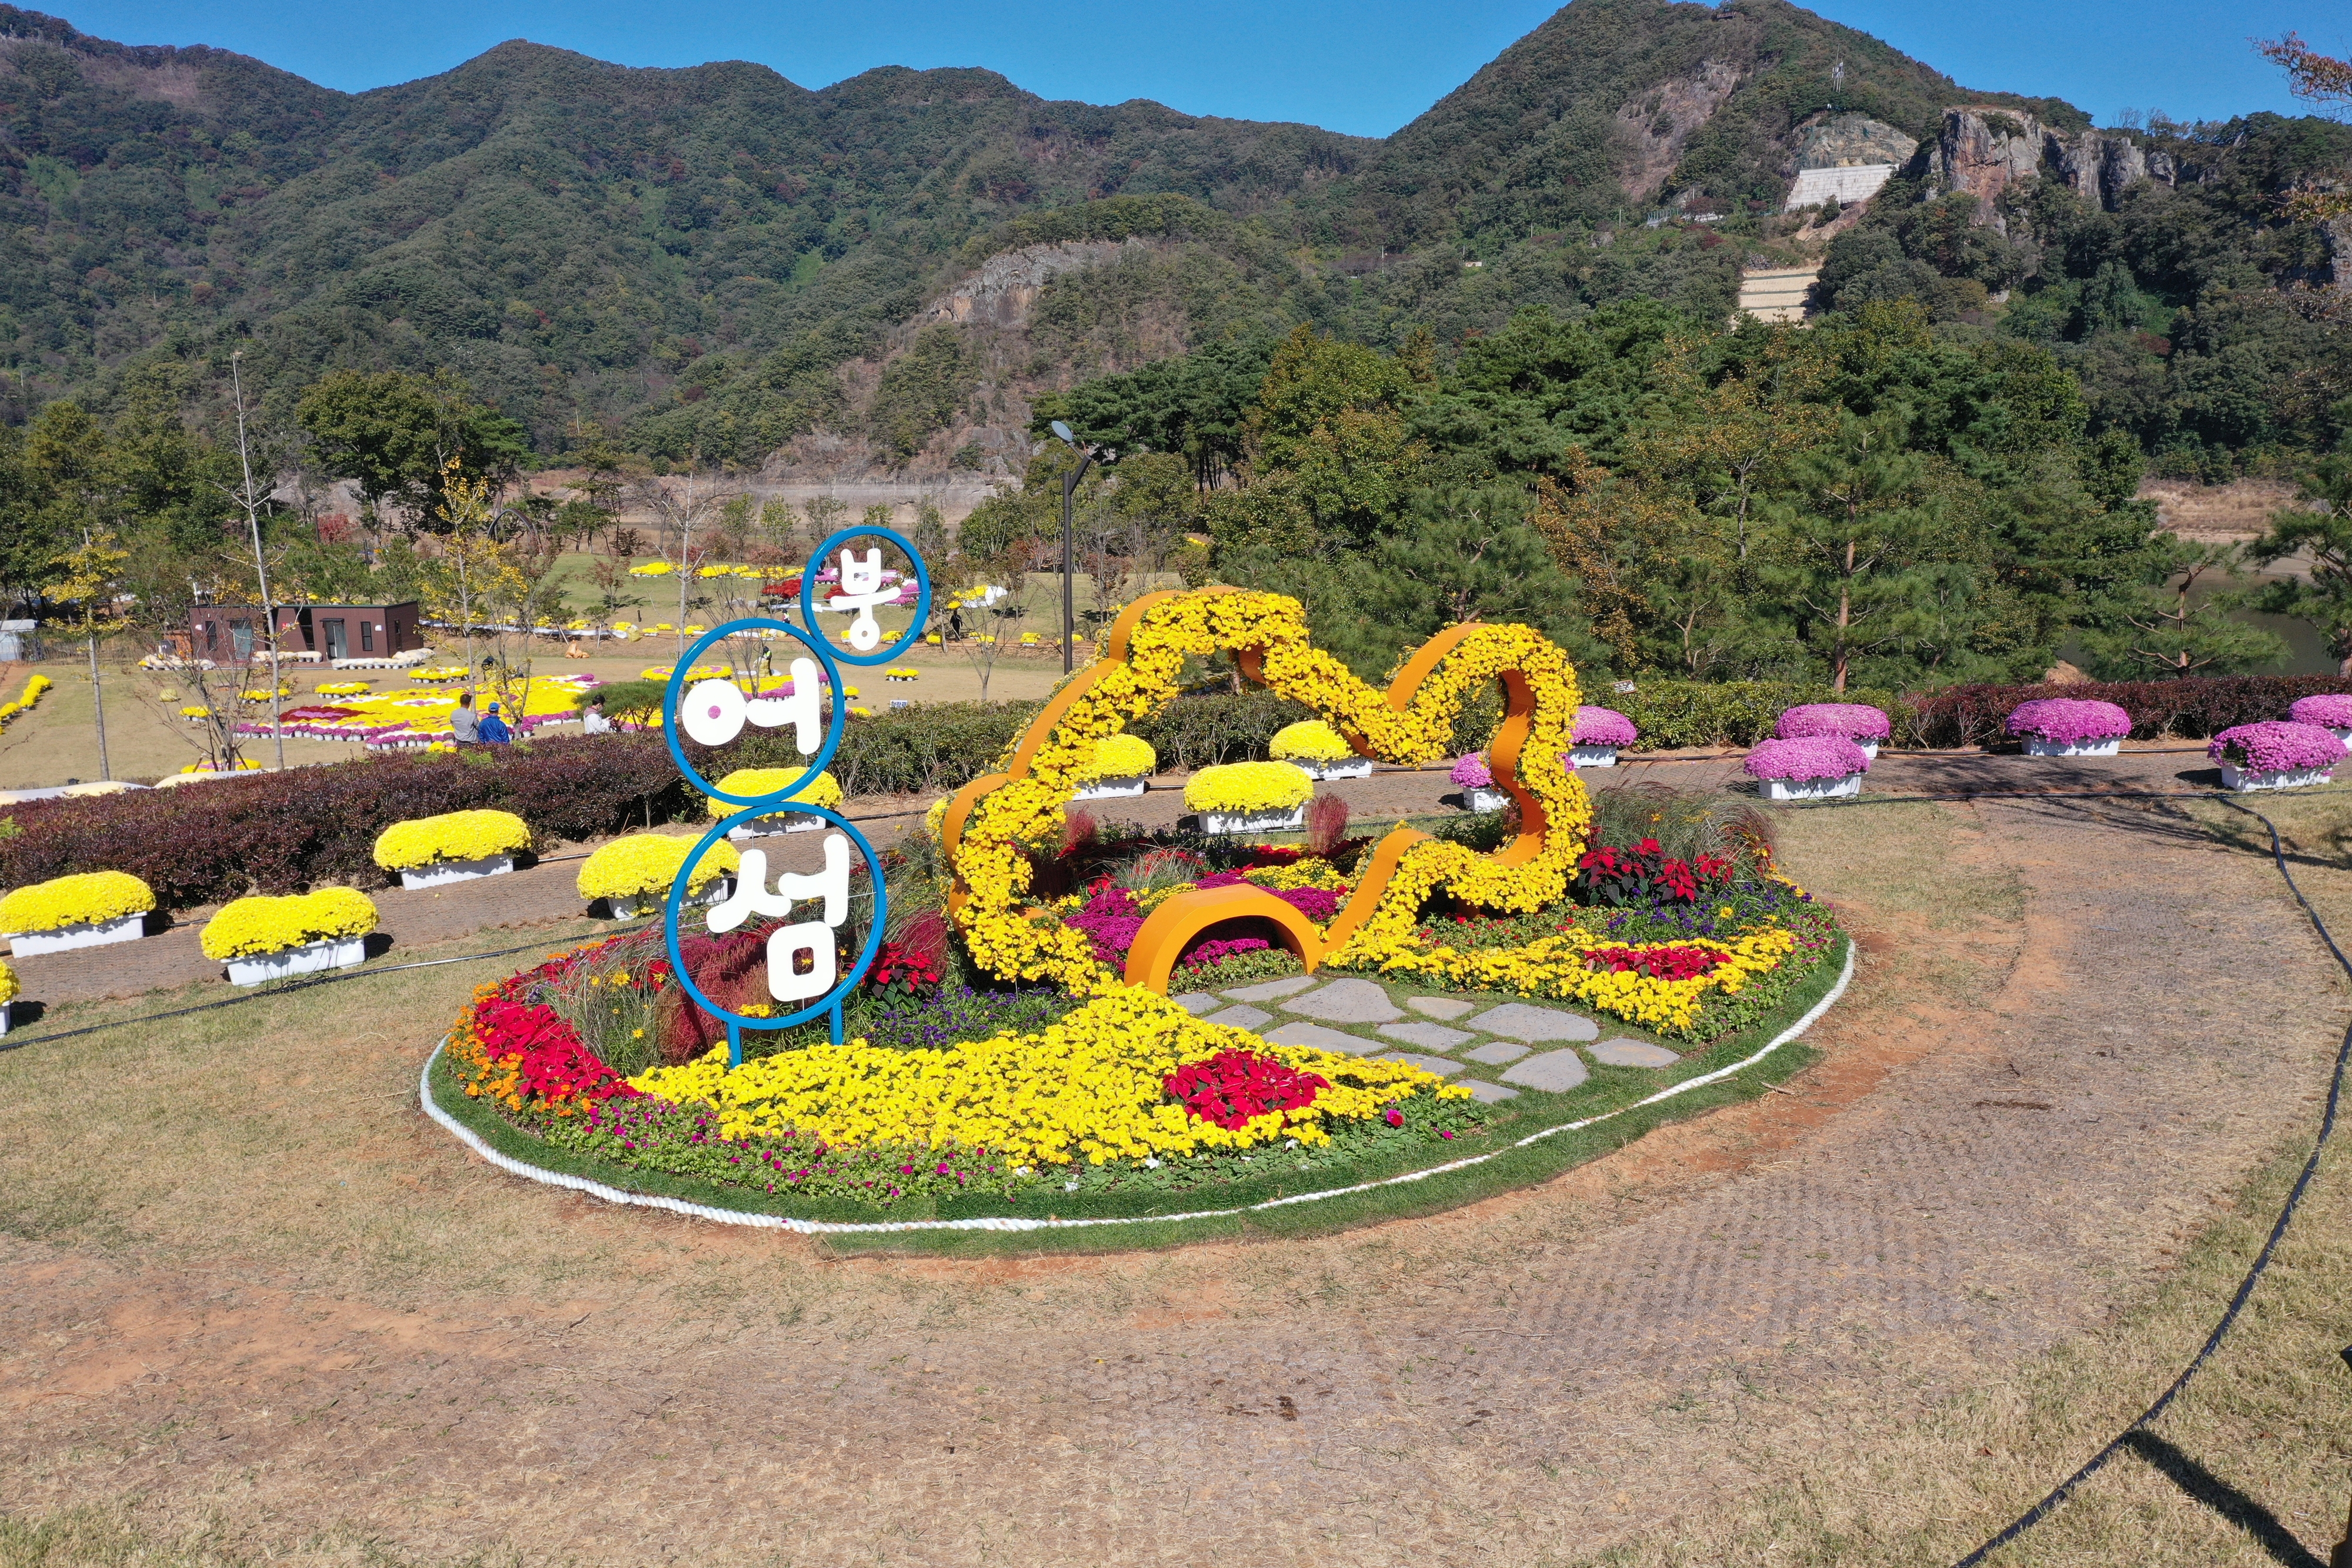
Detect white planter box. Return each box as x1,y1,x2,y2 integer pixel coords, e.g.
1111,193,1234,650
2024,735,2123,757
726,814,824,839
1855,739,1881,761
1287,757,1371,781
0,1001,9,1035
398,854,514,890
225,936,367,986
1568,745,1619,768
2220,762,2335,793
600,878,734,920
1762,773,1863,801
1465,787,1510,813
2330,726,2352,753
1073,774,1148,800
9,911,147,955
1198,805,1307,836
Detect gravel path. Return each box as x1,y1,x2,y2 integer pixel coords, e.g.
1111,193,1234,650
2,750,2343,1566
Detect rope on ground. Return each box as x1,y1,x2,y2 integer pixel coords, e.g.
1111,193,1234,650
1785,784,2352,1566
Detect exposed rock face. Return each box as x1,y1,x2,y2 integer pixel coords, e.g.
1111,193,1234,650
1796,113,1917,171
1614,59,1743,201
2321,218,2352,292
1929,108,2180,229
920,240,1138,329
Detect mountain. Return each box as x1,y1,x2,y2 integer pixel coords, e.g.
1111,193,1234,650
0,0,2343,480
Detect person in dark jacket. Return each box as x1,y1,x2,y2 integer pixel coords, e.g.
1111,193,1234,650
477,703,513,745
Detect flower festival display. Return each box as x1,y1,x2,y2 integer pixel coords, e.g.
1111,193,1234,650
1776,703,1892,761
707,767,843,835
373,809,531,888
2289,694,2352,751
576,833,743,918
1271,719,1372,780
1184,761,1314,834
2210,721,2343,792
1570,705,1637,768
202,888,379,984
0,870,156,954
2006,698,2132,758
1745,736,1871,801
1074,732,1157,800
1449,751,1508,811
426,578,1847,1233
0,672,51,734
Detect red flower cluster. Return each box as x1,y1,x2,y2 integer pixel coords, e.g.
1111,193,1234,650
473,995,639,1105
1163,1050,1328,1130
1582,944,1729,981
1575,838,1733,908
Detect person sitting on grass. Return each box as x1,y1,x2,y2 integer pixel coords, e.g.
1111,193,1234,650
449,691,480,747
477,703,513,746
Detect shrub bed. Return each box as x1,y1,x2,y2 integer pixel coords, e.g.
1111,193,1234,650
1906,676,2352,748
1609,681,1915,750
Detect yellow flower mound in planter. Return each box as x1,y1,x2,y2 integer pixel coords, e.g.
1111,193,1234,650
200,888,379,961
0,673,52,730
1082,733,1157,780
704,767,843,816
1183,761,1314,814
576,834,742,900
1269,720,1356,764
373,809,532,871
631,988,1469,1166
315,681,372,696
0,870,156,933
0,958,17,1005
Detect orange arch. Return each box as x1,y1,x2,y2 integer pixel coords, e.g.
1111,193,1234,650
1122,882,1326,994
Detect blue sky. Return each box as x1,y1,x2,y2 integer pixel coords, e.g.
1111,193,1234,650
46,0,2334,136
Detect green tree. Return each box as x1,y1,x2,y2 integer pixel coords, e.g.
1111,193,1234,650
2247,453,2352,671
2079,540,2288,677
296,370,526,534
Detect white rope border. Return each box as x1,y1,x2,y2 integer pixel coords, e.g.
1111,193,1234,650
419,940,1856,1235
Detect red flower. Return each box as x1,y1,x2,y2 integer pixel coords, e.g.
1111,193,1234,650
1164,1051,1328,1130
1383,1106,1404,1128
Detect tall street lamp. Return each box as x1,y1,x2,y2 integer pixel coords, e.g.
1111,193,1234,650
1050,420,1103,676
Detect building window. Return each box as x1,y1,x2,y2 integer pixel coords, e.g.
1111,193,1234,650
360,620,375,653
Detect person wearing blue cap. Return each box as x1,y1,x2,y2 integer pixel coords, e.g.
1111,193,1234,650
478,702,513,745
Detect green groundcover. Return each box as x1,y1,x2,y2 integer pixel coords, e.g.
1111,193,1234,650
424,933,1848,1252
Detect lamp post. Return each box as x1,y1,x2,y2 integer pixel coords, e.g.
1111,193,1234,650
1048,421,1101,675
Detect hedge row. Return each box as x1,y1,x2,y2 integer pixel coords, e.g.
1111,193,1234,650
0,735,688,911
1610,681,1916,751
1903,675,2352,748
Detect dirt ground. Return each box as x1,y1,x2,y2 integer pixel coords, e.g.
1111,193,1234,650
4,753,2350,1564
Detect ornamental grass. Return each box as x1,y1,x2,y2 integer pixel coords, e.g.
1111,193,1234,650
372,808,532,871
2005,698,2132,744
1182,761,1314,814
1269,720,1357,764
574,833,742,901
2209,721,2344,774
0,870,156,934
199,887,379,961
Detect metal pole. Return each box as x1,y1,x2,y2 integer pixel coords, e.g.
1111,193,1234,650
1061,467,1076,675
230,352,285,771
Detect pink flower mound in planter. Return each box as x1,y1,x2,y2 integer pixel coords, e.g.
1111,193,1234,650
2288,694,2352,731
1746,735,1871,783
2209,721,2343,778
1572,706,1638,747
2007,698,2132,756
1776,703,1891,744
1449,753,1493,790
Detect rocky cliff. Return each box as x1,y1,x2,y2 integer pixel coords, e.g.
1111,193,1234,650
1926,107,2199,228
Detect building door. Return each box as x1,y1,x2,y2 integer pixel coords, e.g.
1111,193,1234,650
323,618,348,660
230,620,253,660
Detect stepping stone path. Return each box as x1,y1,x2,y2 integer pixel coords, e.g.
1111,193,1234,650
1197,974,1688,1101
1592,1037,1681,1068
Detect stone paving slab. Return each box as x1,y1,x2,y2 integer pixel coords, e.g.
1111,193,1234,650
1469,1002,1599,1042
1499,1048,1591,1092
1462,1039,1531,1066
1172,992,1220,1015
1281,977,1402,1024
1405,995,1474,1019
1202,1004,1272,1029
1258,1020,1378,1054
1456,1077,1520,1103
1592,1037,1681,1068
1221,975,1316,1002
1377,1021,1474,1051
1374,1051,1462,1076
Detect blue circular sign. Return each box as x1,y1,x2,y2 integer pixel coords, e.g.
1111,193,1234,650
799,524,933,667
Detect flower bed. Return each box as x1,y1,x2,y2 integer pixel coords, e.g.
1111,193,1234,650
1744,736,1869,801
1776,703,1889,760
0,673,51,733
576,833,742,917
2006,697,2132,757
1271,720,1371,780
2290,694,2352,749
1570,705,1635,767
373,809,530,888
707,767,842,835
0,869,156,954
202,887,378,983
1075,733,1156,799
1184,761,1312,833
2210,721,2343,792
